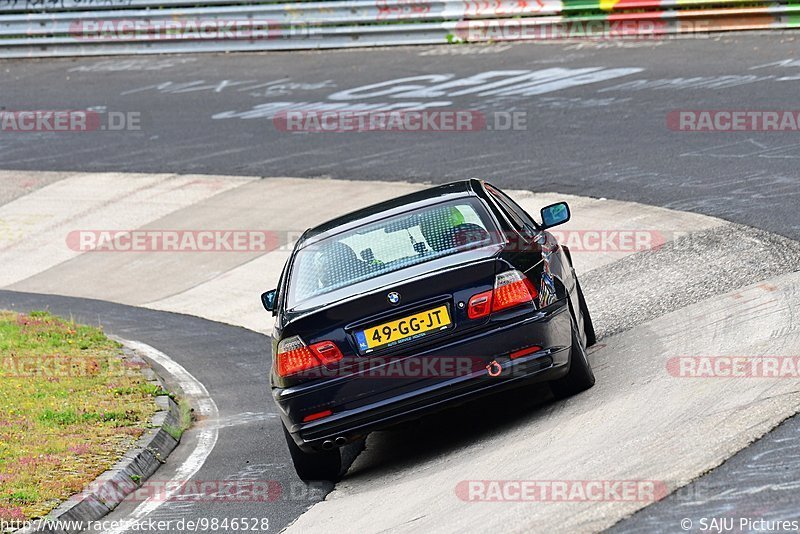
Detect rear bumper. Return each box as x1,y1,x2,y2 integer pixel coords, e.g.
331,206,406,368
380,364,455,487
274,300,572,452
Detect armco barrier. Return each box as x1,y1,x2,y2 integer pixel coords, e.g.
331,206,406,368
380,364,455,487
0,0,797,57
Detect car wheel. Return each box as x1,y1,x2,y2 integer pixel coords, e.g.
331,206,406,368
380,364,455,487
282,425,342,482
550,317,596,399
575,278,597,347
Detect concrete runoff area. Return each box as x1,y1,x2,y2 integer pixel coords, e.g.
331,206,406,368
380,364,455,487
1,171,799,532
0,172,253,287
284,271,800,533
1,171,723,334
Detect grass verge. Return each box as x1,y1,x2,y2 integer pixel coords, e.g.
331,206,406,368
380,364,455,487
0,310,160,522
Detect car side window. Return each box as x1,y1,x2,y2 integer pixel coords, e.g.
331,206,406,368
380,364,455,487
485,184,538,239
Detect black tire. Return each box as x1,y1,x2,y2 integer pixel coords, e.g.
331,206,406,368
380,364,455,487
550,317,596,400
282,425,342,482
575,278,597,347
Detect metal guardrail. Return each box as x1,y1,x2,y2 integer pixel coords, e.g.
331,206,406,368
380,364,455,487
0,0,797,57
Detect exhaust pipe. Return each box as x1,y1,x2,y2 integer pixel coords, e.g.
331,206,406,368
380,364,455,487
334,436,347,447
322,440,334,450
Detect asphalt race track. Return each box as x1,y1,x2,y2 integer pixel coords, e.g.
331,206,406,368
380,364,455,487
2,30,800,533
2,33,800,241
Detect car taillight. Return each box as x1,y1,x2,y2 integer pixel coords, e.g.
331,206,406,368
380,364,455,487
510,345,542,360
466,270,538,320
276,336,343,377
468,290,493,319
492,270,538,312
311,341,344,365
303,409,333,423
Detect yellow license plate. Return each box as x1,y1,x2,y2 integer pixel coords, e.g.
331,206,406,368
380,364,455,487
357,305,451,351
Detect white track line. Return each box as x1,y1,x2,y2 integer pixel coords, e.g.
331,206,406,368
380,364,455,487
104,338,220,534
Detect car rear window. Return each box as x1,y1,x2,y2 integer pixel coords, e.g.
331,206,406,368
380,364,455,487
288,198,499,308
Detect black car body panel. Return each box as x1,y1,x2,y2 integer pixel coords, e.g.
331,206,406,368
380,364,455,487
267,179,589,453
279,302,572,450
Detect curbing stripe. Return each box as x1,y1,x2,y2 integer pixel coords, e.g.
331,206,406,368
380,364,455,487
101,338,219,534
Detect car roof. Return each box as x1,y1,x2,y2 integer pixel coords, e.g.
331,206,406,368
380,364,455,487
297,179,484,249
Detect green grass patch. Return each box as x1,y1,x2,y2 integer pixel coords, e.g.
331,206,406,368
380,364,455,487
0,310,159,521
162,395,193,442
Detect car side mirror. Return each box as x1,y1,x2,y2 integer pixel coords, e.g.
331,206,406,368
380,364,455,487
261,289,277,312
540,202,570,229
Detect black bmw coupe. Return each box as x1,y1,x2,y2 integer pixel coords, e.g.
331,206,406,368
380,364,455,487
261,179,596,481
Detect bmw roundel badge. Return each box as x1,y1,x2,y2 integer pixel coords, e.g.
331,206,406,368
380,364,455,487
387,292,401,305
